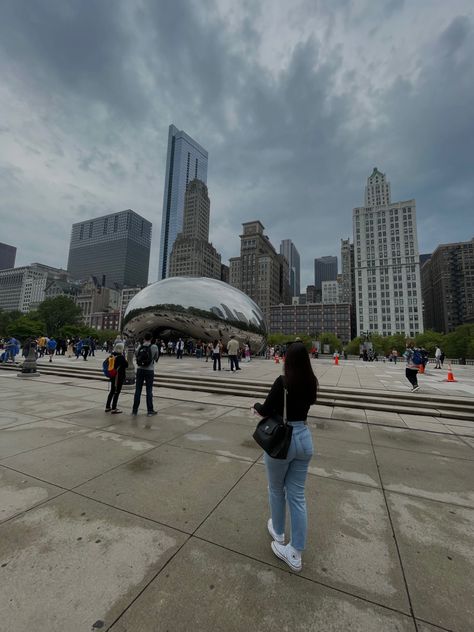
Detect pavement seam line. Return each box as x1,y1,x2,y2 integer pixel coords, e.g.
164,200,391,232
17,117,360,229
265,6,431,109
367,423,420,632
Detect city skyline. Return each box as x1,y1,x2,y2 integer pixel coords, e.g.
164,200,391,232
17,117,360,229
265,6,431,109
0,2,473,288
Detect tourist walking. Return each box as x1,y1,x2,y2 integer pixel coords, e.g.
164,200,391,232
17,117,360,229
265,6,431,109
244,343,251,362
105,342,128,414
212,339,221,371
404,342,421,392
253,342,317,572
132,333,159,416
435,346,442,369
227,335,240,372
47,337,57,362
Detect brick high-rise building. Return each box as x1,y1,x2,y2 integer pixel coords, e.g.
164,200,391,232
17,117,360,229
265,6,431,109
229,221,291,320
421,238,474,332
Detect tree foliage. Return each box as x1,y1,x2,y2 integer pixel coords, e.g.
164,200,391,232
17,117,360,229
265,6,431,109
36,297,82,337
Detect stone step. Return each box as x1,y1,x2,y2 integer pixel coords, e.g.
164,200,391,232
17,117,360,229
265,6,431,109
2,363,473,421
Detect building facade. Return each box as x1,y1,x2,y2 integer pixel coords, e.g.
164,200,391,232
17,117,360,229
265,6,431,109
322,280,342,304
0,242,16,270
280,239,301,297
353,169,423,337
314,256,337,290
0,263,70,313
229,221,291,320
74,278,120,326
421,238,474,332
341,238,356,338
168,179,221,279
67,209,151,289
158,124,208,279
269,303,352,344
90,310,121,331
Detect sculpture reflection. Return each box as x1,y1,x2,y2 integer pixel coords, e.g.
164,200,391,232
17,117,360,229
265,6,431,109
122,277,267,351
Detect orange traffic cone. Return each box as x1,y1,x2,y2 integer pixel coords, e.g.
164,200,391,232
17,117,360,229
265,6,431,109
334,355,339,366
446,364,457,382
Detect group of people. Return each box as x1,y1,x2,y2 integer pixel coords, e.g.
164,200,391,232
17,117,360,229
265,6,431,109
156,337,252,365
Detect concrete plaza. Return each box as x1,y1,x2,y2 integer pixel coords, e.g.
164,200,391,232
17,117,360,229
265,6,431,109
0,358,473,631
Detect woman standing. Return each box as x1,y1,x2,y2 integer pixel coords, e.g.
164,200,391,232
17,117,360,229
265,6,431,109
212,339,221,371
105,342,128,414
253,342,317,572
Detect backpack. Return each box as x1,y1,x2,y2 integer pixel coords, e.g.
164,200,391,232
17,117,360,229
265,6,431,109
412,349,423,366
136,345,153,367
102,355,117,378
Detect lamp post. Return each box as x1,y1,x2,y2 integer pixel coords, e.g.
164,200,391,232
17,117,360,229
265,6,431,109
17,339,40,378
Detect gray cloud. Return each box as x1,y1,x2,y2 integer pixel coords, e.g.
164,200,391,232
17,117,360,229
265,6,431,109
0,0,472,287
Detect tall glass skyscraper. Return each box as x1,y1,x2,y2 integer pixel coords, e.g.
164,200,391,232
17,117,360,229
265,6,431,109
280,239,300,297
158,124,208,279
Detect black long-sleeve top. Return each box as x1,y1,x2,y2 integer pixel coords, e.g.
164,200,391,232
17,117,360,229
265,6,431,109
254,375,316,421
113,352,128,381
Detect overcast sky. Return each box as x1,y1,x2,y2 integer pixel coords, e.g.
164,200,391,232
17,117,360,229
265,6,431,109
1,0,473,288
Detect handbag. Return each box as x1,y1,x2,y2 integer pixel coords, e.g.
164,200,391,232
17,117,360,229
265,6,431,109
253,387,293,459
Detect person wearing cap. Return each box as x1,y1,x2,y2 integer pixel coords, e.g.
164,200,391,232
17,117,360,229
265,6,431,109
105,342,128,414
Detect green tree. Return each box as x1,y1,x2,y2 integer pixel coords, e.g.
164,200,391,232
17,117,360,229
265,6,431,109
0,309,23,337
414,330,444,355
345,336,361,355
37,297,82,337
319,333,342,354
444,324,474,359
7,315,45,340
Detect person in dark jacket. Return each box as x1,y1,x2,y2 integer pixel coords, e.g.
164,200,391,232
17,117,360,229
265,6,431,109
253,342,318,572
105,342,128,414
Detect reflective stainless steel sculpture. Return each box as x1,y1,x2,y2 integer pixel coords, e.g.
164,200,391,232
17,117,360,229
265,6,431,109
122,277,267,351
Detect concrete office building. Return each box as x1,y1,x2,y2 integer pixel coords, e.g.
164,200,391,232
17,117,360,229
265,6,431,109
314,256,337,291
168,179,221,280
269,303,352,344
354,168,423,337
341,238,357,338
67,209,151,289
280,239,301,297
421,238,474,332
0,263,70,313
229,221,291,319
0,242,16,270
322,280,342,304
158,124,208,279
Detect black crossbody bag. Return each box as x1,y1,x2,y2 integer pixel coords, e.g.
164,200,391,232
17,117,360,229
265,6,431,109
253,386,293,459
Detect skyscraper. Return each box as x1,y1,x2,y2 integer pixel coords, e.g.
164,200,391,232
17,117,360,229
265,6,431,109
67,209,152,288
0,242,16,270
168,179,221,279
421,238,474,332
158,124,208,279
353,169,423,337
341,238,356,338
280,239,300,297
314,256,337,290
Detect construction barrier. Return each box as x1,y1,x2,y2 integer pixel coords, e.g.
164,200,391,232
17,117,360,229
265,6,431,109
446,365,457,382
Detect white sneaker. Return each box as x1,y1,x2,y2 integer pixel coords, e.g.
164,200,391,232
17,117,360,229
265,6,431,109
267,519,284,544
271,541,302,572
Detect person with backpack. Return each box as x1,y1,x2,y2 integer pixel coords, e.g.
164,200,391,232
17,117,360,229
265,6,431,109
176,338,184,359
47,337,57,362
132,333,159,417
404,342,422,392
105,342,128,414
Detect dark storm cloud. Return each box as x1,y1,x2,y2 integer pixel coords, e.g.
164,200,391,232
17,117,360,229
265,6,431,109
0,0,472,285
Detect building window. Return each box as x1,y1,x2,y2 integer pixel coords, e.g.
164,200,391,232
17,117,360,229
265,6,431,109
114,215,118,232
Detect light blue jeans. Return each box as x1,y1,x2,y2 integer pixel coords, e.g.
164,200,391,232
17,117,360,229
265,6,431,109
264,422,313,551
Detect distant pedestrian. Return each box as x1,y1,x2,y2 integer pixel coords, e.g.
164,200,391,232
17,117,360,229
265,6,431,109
132,333,159,417
176,338,184,359
404,342,422,392
392,349,398,364
47,337,57,362
105,342,128,414
227,335,240,372
434,346,442,369
212,339,221,371
244,343,251,362
82,337,91,361
440,350,445,367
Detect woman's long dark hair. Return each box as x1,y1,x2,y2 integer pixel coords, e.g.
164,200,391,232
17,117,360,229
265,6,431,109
284,342,318,403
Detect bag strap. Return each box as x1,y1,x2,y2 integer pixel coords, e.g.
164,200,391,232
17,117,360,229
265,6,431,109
283,386,287,425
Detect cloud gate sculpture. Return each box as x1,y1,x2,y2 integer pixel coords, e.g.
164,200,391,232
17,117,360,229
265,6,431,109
122,277,267,351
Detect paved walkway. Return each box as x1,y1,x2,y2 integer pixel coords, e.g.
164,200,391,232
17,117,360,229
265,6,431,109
29,352,474,397
0,369,473,631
